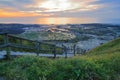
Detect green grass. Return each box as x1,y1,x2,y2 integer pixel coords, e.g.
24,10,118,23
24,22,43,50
87,37,120,55
0,37,120,80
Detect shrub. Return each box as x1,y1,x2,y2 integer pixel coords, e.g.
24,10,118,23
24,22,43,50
1,54,120,80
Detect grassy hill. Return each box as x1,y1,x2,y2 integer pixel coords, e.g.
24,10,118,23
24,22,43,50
0,38,120,80
87,37,120,55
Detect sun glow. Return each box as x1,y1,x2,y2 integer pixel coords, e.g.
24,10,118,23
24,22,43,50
36,17,97,24
39,0,78,12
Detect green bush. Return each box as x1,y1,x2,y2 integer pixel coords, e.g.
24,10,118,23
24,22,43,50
0,54,120,80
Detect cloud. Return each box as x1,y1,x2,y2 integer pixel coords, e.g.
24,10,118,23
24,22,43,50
0,0,102,13
0,0,120,24
0,9,53,18
0,0,102,18
37,0,102,12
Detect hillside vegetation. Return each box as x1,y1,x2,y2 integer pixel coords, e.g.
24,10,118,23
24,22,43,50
0,38,120,80
87,37,120,55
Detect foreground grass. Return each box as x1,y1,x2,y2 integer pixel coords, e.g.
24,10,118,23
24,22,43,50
0,38,120,80
0,53,120,80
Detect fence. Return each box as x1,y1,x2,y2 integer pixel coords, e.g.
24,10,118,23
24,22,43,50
0,33,63,59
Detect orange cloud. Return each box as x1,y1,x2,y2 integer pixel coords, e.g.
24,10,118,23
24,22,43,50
0,9,52,18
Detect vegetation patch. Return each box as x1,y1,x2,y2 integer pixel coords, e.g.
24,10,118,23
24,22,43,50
0,52,120,80
0,35,120,80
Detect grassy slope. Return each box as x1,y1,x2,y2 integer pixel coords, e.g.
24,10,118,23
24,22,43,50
87,37,120,55
0,38,120,80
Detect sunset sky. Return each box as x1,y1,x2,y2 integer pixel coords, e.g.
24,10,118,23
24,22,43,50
0,0,120,24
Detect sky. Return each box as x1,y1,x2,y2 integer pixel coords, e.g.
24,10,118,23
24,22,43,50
0,0,120,24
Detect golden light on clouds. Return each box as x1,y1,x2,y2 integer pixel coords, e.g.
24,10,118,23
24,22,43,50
38,0,79,12
0,0,119,24
0,0,101,18
0,9,52,18
38,0,100,12
0,0,103,24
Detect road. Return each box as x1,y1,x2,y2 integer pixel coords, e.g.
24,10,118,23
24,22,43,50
0,50,74,59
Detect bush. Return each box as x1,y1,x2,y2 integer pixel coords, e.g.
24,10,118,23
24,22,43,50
0,54,120,80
